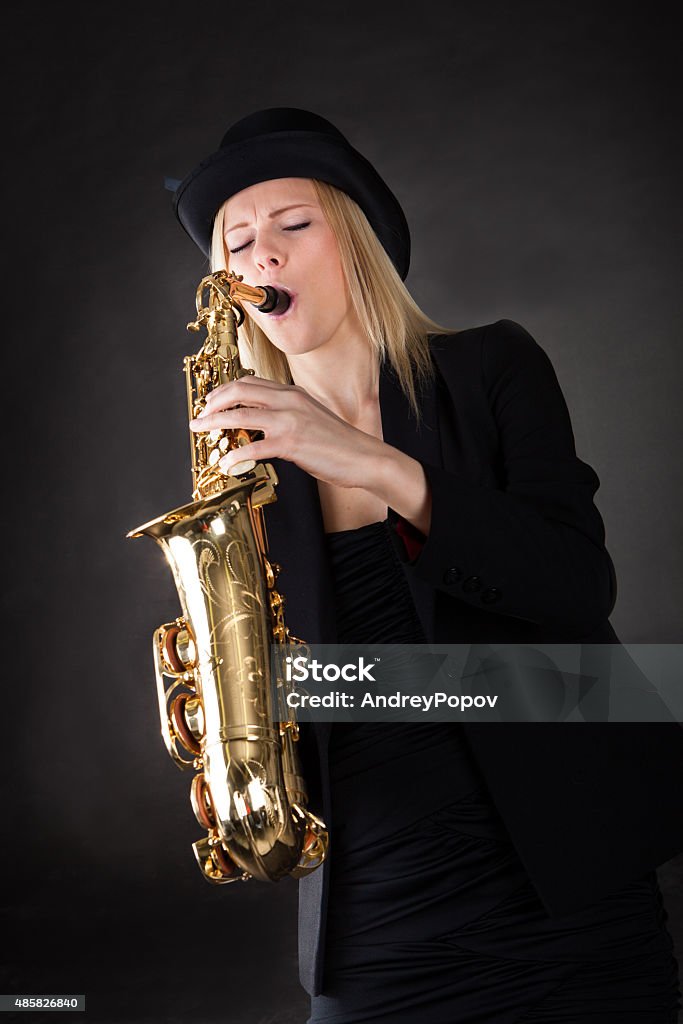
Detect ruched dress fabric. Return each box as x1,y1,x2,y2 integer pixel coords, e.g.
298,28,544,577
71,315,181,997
306,520,681,1024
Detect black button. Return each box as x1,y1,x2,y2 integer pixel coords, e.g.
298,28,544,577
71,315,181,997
462,576,482,593
443,567,463,585
481,587,502,604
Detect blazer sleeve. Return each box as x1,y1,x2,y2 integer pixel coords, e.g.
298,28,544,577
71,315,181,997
390,319,617,635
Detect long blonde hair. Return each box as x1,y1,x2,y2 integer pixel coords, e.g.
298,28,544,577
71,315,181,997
210,179,456,418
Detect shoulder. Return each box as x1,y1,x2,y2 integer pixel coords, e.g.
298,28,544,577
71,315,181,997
429,319,557,392
429,318,540,358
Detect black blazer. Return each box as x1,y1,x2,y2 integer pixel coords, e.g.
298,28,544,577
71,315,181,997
262,319,683,996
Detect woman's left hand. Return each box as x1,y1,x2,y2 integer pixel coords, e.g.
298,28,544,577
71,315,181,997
190,375,385,489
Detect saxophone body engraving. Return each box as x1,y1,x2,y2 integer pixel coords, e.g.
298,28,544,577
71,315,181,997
128,271,328,884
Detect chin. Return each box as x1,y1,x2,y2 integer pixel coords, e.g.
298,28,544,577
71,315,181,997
274,341,322,358
265,328,329,358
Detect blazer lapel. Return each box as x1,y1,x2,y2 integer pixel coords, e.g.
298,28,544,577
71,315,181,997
379,353,442,641
379,354,441,470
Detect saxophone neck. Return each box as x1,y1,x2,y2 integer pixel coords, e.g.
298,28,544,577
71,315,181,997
187,270,268,336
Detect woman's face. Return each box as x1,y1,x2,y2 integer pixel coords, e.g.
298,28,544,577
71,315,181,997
223,178,357,357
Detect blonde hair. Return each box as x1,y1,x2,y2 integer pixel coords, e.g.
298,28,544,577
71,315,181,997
210,179,457,418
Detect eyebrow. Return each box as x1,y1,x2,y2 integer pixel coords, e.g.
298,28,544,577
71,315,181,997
225,203,316,233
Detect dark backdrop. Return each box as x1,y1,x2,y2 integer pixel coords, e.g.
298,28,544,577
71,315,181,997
3,3,682,1022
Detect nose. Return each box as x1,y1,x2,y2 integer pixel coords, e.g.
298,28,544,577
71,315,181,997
252,233,286,273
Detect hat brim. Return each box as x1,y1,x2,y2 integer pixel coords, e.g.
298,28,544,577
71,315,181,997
173,130,410,280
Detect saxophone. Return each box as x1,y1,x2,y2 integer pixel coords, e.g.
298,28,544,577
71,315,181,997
128,270,328,884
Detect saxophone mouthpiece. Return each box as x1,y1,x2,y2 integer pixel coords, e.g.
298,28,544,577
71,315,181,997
254,287,291,316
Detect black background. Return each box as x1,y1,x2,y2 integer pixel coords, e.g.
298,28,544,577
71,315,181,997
3,2,682,1022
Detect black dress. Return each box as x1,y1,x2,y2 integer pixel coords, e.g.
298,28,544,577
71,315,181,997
306,520,681,1024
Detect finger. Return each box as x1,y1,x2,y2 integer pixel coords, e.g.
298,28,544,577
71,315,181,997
201,377,300,414
235,375,291,388
189,408,274,432
218,439,275,472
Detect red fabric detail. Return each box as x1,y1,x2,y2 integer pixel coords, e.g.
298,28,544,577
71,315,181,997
394,517,426,562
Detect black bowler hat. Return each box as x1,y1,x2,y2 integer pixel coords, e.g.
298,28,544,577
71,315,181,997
170,107,411,280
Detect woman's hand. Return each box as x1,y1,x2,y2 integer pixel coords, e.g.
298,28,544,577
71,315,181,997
189,375,432,535
190,375,383,487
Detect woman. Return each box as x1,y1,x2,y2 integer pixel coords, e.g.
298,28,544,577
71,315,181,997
172,108,683,1022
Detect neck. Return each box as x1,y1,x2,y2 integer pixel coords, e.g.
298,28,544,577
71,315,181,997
287,323,380,424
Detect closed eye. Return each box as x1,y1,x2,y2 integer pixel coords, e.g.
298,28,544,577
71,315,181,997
229,240,252,255
283,221,311,232
229,221,311,255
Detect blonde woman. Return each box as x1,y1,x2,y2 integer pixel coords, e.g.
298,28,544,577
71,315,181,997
171,108,682,1023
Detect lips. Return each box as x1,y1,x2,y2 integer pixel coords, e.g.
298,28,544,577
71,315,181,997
265,284,295,319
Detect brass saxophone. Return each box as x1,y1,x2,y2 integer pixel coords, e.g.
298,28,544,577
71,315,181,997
128,270,328,884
